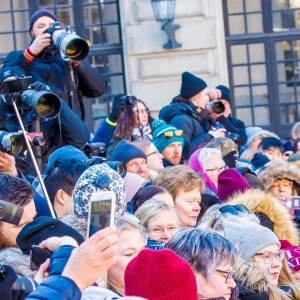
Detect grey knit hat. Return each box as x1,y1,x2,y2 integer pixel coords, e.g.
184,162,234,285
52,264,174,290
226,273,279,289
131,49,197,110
222,215,280,260
73,163,126,221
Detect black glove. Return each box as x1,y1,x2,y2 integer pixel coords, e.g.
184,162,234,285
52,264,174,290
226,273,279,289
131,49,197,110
28,81,52,92
108,94,126,123
223,150,237,168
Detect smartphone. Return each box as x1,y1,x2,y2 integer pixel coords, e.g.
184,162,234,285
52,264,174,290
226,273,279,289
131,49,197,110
87,191,116,238
30,245,52,271
291,196,300,209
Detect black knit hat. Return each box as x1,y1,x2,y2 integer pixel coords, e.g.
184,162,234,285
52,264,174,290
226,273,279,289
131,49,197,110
180,72,207,99
29,9,58,33
111,139,147,164
16,216,84,254
216,85,231,103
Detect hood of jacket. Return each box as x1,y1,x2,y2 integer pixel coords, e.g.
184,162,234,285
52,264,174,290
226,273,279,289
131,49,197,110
235,257,291,300
60,213,87,239
258,160,300,194
227,189,299,245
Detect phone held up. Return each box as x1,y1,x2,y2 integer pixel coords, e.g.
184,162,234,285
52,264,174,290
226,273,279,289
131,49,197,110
87,191,116,238
30,245,52,271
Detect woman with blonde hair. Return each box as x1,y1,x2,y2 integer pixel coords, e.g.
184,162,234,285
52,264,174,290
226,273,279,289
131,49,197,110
135,199,180,249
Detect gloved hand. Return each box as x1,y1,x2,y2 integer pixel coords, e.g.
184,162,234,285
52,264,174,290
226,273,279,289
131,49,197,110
28,81,52,92
223,150,237,168
108,94,127,123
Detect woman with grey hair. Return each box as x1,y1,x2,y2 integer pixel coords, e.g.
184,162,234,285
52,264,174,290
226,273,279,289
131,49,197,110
166,227,238,300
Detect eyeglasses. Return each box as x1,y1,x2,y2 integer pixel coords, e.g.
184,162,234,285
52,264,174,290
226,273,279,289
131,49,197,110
205,165,227,176
147,226,179,237
219,204,250,215
216,269,235,284
147,150,161,157
254,250,285,264
164,130,183,138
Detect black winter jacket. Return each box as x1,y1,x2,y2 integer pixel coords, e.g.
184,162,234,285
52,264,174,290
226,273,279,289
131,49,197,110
1,47,107,120
159,100,213,159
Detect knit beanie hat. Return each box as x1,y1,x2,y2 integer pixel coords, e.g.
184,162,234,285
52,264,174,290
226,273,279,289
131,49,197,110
222,215,280,260
47,145,88,170
180,71,207,99
280,240,300,273
73,163,126,220
152,119,184,153
217,168,251,201
16,216,84,254
235,167,266,190
125,248,198,300
246,129,279,149
111,140,147,164
216,85,231,103
251,152,270,171
29,9,58,33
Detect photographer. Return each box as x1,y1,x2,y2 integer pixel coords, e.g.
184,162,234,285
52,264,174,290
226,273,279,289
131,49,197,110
0,67,90,177
0,9,107,121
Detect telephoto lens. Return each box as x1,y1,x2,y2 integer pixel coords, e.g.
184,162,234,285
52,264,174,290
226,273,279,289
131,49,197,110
0,131,26,156
205,100,225,114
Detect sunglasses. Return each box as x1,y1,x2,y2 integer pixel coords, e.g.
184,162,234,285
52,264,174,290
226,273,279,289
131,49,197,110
219,204,250,215
164,130,183,138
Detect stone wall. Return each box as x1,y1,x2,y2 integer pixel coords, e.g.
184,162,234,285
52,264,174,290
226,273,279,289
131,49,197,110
119,0,229,115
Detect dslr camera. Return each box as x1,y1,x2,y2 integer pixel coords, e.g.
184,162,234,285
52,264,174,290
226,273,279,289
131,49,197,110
44,21,89,61
211,122,240,143
120,95,137,108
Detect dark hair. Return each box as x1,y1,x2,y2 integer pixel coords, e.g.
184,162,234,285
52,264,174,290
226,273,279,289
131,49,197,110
114,99,154,141
258,137,284,152
132,185,169,213
0,173,34,206
293,138,300,153
44,158,88,204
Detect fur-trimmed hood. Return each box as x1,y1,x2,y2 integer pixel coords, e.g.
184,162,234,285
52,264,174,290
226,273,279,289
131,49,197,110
258,160,300,193
60,213,87,239
235,257,291,300
227,189,299,245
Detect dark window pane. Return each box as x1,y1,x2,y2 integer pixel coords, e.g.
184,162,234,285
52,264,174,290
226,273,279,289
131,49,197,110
247,13,263,33
233,66,249,85
250,64,267,83
231,45,247,64
253,106,270,126
273,11,294,31
234,87,251,106
249,43,265,62
252,85,268,105
229,15,246,35
227,0,244,13
236,108,252,126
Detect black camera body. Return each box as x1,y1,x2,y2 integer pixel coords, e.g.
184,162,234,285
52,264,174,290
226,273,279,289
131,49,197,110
44,21,89,61
211,122,240,143
0,200,24,225
120,95,137,108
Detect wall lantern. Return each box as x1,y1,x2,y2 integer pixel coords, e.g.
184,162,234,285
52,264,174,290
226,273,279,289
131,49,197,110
151,0,182,49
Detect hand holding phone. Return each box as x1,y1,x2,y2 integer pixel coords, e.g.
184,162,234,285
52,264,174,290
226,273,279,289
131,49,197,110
30,245,52,271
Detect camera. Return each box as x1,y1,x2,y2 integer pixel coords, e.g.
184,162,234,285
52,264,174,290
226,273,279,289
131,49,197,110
0,130,26,156
205,100,225,114
45,21,89,61
120,95,137,108
84,142,106,158
0,264,36,298
0,77,62,120
28,132,45,147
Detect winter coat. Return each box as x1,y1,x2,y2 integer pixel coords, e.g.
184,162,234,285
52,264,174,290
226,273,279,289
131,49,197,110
227,189,299,245
236,257,293,300
159,100,213,159
1,48,107,121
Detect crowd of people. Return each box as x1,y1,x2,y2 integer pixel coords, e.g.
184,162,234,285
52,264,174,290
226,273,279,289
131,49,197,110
0,8,300,300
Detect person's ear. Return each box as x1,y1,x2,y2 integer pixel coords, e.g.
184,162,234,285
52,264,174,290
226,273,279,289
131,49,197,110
55,189,65,205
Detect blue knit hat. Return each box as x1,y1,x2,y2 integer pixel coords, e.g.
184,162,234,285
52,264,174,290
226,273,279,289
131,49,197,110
112,140,147,164
29,9,58,33
152,119,184,153
180,72,207,99
216,85,231,103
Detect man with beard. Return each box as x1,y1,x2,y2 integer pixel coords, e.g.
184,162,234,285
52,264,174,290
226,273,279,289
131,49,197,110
152,119,185,166
0,173,37,249
1,9,107,121
159,72,225,160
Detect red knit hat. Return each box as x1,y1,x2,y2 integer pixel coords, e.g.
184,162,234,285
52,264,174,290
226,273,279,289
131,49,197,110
217,168,251,201
125,248,198,300
280,240,300,273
